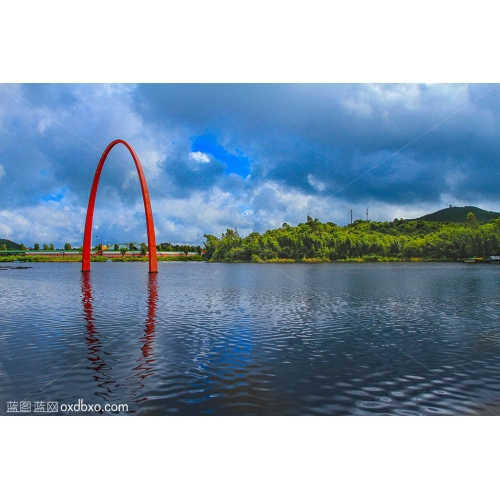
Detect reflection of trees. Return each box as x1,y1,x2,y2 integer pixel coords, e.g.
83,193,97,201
80,273,158,409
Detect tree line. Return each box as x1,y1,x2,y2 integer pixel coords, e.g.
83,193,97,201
203,213,500,262
0,241,202,255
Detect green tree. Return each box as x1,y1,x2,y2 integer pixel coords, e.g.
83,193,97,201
0,244,7,251
203,234,220,260
129,242,136,251
34,243,40,250
49,243,55,251
202,215,500,263
114,244,119,251
42,243,49,250
465,212,479,229
120,247,128,257
140,242,148,256
64,243,72,250
20,243,26,250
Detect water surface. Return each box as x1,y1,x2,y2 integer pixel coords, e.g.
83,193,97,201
1,262,500,415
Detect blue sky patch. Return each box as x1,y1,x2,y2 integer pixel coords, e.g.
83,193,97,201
191,134,251,178
42,190,65,202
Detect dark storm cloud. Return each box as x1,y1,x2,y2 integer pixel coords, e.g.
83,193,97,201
161,153,226,196
0,84,152,206
133,83,500,205
21,84,81,111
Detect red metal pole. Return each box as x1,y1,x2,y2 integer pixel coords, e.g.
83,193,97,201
82,139,158,273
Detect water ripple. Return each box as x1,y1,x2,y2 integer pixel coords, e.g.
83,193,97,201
2,262,500,415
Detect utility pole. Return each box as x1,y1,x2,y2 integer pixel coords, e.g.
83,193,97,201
366,208,369,221
350,210,353,225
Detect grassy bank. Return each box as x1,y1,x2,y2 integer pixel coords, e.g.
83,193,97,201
0,254,467,264
207,256,463,263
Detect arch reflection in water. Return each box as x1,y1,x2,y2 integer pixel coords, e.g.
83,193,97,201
80,272,159,409
131,273,159,401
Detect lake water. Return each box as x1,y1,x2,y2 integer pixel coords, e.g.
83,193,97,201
1,261,500,416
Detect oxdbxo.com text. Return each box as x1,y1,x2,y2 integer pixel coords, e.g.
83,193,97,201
60,399,128,413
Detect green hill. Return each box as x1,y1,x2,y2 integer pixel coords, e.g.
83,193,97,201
0,238,21,250
416,206,500,223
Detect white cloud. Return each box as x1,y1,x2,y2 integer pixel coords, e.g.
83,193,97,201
0,221,13,238
342,96,373,117
0,196,87,246
0,210,33,242
307,174,326,192
189,151,210,163
37,117,51,134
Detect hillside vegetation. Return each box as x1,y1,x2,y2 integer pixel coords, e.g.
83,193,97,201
416,205,500,223
204,213,500,262
0,238,21,250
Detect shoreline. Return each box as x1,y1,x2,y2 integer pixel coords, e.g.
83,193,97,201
0,255,203,263
1,255,493,264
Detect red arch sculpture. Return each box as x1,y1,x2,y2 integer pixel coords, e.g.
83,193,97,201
82,139,158,273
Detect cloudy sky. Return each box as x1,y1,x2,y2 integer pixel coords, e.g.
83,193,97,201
1,82,499,247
